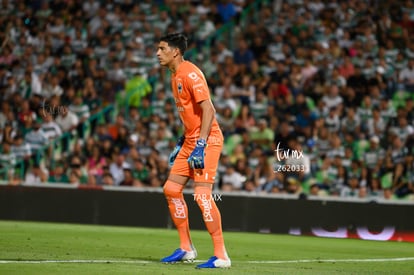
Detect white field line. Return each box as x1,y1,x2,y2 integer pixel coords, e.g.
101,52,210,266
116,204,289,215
247,257,414,264
0,260,152,264
0,257,414,264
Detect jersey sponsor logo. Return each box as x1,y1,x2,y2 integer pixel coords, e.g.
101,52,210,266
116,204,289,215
188,72,200,82
177,82,183,93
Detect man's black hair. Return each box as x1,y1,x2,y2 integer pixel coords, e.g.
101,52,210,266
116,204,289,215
159,33,188,55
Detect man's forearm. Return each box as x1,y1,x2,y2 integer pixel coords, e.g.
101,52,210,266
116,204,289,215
199,100,215,140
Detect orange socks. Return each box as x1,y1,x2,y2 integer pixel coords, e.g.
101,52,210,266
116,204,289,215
164,181,228,259
163,180,192,251
194,185,228,260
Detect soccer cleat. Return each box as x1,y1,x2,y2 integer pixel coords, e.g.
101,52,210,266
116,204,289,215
196,256,231,269
160,247,197,263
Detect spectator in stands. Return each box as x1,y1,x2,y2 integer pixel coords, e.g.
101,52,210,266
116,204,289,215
55,106,79,134
17,99,37,129
131,158,150,186
387,134,409,190
216,106,235,139
109,153,128,186
68,155,88,184
107,114,126,142
398,58,414,93
233,38,254,72
324,107,341,133
366,107,387,137
273,120,295,151
215,40,233,64
101,171,114,186
83,79,102,116
233,105,255,133
48,162,69,183
87,144,107,180
285,139,311,180
1,121,16,144
347,65,368,96
363,135,385,177
11,134,31,168
113,125,130,153
340,175,360,198
195,12,216,49
40,113,62,140
43,75,63,98
221,164,245,191
138,97,153,126
295,104,317,134
152,158,169,187
68,171,81,185
24,163,48,184
321,85,343,113
249,90,268,121
19,69,42,99
0,142,16,179
285,176,303,195
120,165,142,187
341,106,361,135
216,0,238,23
252,153,274,192
398,58,414,92
234,74,255,106
389,116,414,143
24,118,48,162
69,95,90,139
249,118,274,152
228,143,246,165
215,88,239,118
367,176,384,198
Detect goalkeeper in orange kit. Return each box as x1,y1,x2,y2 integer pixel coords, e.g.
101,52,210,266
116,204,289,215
156,33,231,269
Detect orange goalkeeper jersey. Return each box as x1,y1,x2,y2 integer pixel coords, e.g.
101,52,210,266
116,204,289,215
171,61,222,140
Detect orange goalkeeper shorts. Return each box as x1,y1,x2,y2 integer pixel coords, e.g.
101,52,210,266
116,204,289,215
170,136,223,183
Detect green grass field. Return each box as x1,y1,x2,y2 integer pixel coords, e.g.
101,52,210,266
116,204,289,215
0,221,413,274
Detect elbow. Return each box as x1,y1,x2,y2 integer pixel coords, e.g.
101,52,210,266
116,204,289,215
208,105,217,122
209,104,216,116
201,100,216,118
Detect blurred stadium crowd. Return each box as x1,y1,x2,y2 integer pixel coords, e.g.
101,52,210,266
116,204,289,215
0,0,414,201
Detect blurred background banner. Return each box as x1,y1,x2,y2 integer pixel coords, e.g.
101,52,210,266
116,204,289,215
1,184,413,242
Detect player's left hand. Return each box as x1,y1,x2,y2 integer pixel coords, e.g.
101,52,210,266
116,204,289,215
188,139,206,169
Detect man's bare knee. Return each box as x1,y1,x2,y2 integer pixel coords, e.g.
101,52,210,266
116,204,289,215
167,174,189,186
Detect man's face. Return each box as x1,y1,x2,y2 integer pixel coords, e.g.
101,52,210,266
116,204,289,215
33,123,40,130
61,107,68,116
157,41,177,67
258,121,266,130
33,167,41,175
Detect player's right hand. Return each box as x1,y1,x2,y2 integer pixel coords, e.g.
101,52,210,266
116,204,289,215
168,136,185,167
